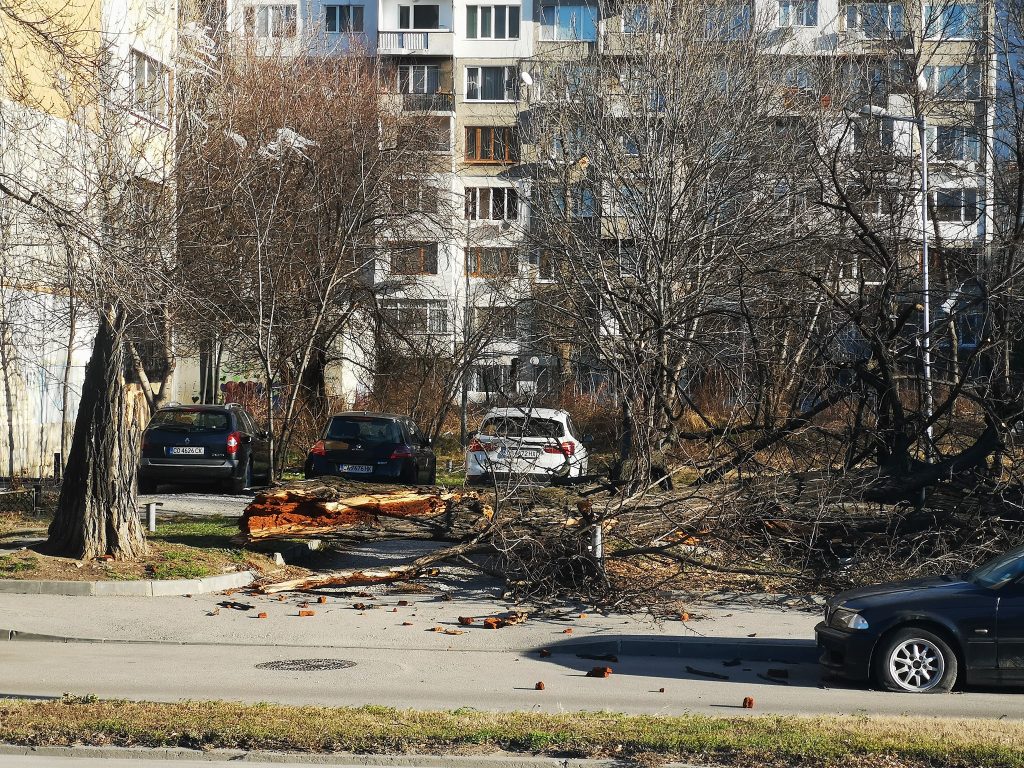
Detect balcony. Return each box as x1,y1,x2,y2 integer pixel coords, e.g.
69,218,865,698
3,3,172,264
403,92,455,112
377,30,454,56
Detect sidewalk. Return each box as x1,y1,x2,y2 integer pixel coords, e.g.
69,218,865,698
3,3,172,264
0,586,820,651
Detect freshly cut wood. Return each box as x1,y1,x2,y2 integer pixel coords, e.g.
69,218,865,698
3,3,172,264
239,478,491,541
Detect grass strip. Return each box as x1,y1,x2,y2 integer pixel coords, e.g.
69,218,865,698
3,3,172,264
0,699,1022,767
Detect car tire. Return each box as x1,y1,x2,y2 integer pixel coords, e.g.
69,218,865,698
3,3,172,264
138,476,157,494
229,460,252,495
427,462,437,485
466,474,485,487
874,627,958,693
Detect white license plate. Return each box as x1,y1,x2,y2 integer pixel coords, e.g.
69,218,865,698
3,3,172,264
168,447,204,455
505,450,540,460
339,464,373,473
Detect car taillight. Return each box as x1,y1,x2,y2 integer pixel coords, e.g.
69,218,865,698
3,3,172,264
468,439,497,453
226,431,241,456
310,440,326,456
544,441,575,455
390,446,414,459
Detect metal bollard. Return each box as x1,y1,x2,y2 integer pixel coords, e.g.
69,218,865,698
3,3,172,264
446,459,454,473
53,453,62,483
32,483,42,515
145,501,161,533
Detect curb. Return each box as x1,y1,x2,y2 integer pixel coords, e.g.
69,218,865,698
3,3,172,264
0,570,254,597
0,745,672,768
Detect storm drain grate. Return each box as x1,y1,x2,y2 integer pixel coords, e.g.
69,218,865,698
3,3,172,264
255,659,357,672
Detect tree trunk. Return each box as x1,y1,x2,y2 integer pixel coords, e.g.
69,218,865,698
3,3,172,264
0,322,17,482
45,309,147,560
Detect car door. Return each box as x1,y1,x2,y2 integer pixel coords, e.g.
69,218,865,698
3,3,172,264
996,580,1024,678
241,408,271,481
405,419,430,482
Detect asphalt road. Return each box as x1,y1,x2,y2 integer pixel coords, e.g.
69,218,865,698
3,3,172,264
137,489,254,518
2,638,1022,719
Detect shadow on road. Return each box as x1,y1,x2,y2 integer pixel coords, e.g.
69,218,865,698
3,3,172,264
534,633,842,691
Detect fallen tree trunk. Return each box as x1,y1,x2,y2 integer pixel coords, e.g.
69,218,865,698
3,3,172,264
258,535,490,593
239,478,492,542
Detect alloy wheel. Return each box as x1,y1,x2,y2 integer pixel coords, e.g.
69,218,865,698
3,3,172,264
887,638,946,692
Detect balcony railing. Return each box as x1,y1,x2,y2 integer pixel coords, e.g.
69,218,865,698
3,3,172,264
402,92,455,112
377,30,454,55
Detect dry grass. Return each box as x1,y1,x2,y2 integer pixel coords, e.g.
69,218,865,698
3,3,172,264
0,700,1022,767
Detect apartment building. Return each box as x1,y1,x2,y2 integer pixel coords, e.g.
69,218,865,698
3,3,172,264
226,0,995,401
0,1,182,478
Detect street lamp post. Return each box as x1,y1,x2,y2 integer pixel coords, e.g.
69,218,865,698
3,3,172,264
861,92,934,452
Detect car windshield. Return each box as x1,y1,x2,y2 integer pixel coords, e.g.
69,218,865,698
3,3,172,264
480,416,564,439
326,416,402,444
148,409,230,432
967,545,1024,589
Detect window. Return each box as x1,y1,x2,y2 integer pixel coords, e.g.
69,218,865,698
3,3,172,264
934,125,981,162
845,3,904,37
400,116,451,152
933,189,980,222
533,249,556,280
622,4,648,33
466,5,521,39
399,4,440,28
471,364,511,394
925,2,979,39
465,126,518,162
466,66,519,101
549,187,596,218
704,2,752,39
465,187,519,220
244,3,297,37
325,4,364,32
853,117,895,153
473,306,518,340
469,247,517,277
778,0,817,26
540,4,598,41
390,242,439,274
381,299,448,334
398,64,440,94
130,50,169,122
924,64,981,100
612,185,642,216
391,181,439,214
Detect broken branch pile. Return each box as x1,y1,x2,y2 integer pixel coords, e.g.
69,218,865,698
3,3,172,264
239,478,491,542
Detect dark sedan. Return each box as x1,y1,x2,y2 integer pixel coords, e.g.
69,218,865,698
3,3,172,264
304,412,436,485
816,545,1024,692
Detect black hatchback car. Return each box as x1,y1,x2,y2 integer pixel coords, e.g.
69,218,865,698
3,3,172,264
304,412,436,485
816,545,1024,692
139,403,271,494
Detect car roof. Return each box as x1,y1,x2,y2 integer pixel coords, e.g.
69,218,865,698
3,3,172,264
482,408,569,421
329,411,407,421
157,404,236,411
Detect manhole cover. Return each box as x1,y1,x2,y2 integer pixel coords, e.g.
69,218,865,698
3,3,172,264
255,659,357,672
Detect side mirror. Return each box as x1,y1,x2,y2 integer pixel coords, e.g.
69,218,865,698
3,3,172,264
467,430,478,442
259,430,271,440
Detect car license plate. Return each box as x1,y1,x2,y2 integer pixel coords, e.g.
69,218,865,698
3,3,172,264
506,450,540,460
339,464,373,474
168,447,204,456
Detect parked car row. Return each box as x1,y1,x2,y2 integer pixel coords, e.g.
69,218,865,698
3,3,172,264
138,404,585,493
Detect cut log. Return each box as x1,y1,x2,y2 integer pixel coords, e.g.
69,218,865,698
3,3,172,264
239,478,491,541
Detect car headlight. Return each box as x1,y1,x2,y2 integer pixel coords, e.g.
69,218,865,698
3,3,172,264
830,608,869,631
